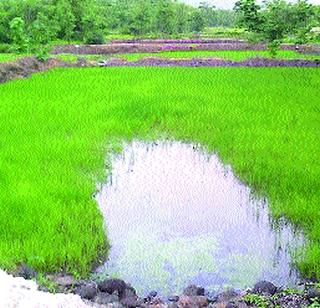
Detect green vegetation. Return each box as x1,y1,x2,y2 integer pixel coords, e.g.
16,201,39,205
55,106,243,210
0,0,235,47
244,293,269,308
36,273,59,293
0,67,319,278
0,53,29,63
235,0,320,54
114,50,320,61
0,0,319,49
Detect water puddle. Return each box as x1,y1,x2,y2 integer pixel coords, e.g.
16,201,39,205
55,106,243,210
95,141,303,296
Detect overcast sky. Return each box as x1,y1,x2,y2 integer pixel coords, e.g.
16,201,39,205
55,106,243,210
181,0,320,9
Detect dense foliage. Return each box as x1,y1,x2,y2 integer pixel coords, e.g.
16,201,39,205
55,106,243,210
235,0,320,47
0,0,319,56
0,0,235,46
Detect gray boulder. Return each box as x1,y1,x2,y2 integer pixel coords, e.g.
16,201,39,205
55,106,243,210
98,278,127,298
183,284,205,296
253,281,277,295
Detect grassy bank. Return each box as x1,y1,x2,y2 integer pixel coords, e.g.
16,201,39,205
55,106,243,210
0,67,319,277
0,53,30,63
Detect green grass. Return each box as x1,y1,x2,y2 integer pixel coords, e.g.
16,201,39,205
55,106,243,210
0,53,30,63
115,50,320,61
202,27,246,39
0,67,319,278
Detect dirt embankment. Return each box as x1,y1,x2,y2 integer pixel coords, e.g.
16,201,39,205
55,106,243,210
7,264,320,308
52,40,320,55
0,57,71,84
0,54,319,86
102,57,320,67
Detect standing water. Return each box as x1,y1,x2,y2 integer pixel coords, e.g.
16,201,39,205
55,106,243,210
95,141,303,296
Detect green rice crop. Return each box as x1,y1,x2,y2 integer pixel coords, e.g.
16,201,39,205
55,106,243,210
0,53,29,63
0,67,319,278
115,50,320,62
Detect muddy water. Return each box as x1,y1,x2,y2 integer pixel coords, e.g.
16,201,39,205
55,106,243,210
95,141,303,296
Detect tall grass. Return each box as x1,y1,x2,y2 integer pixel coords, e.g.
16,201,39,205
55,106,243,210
0,67,319,277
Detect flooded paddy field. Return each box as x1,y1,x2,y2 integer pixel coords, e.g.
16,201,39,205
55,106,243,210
96,141,304,296
0,67,319,289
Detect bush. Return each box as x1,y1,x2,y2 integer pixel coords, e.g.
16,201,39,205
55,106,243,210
9,17,29,53
0,44,10,53
310,27,320,42
267,40,281,58
245,31,264,43
84,31,105,45
34,45,51,62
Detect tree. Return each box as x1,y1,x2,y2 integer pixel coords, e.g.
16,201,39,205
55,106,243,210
173,3,190,34
29,11,54,60
81,1,106,44
54,0,76,40
290,0,316,44
154,0,175,35
129,0,152,35
189,9,205,33
234,0,262,32
9,17,28,52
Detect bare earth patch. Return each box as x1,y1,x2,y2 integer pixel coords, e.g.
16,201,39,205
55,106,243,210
0,269,91,308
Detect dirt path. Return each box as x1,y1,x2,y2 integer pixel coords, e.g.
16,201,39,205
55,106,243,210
0,269,91,308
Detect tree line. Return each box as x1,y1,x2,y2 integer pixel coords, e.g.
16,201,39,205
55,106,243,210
235,0,320,52
0,0,319,58
0,0,235,46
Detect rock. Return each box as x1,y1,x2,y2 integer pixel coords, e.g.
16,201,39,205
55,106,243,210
148,291,158,298
17,264,38,280
167,303,178,308
183,284,205,296
237,304,249,308
306,286,320,299
168,295,179,302
274,293,308,308
77,283,97,300
53,275,75,288
253,281,277,295
95,292,120,304
207,295,218,303
216,290,239,302
123,286,137,298
147,298,165,306
98,279,127,297
120,296,143,307
38,285,50,293
178,295,208,307
108,303,125,308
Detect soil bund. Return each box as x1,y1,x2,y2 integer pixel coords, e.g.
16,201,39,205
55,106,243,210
0,55,319,86
0,57,69,84
102,57,320,67
52,41,320,55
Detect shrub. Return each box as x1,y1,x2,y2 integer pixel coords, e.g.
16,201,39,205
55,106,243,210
84,31,105,45
9,17,29,53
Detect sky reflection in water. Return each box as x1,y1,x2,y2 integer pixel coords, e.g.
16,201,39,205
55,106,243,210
96,141,303,296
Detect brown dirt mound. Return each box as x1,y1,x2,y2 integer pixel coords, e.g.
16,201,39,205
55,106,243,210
0,57,68,84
